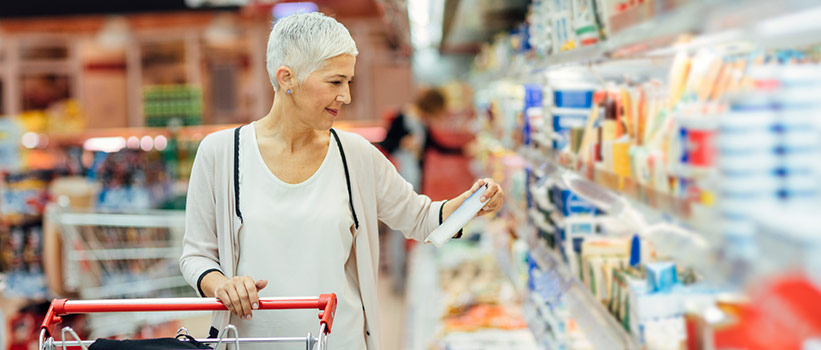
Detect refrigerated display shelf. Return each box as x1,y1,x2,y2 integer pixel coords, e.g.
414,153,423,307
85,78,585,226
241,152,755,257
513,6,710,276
488,0,821,83
519,146,714,235
524,233,640,350
516,146,741,286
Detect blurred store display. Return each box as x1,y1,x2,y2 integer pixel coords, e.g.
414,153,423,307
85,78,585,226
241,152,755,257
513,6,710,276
465,0,821,349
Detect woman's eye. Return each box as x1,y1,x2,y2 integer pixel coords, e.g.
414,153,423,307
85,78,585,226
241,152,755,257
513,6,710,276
331,81,342,85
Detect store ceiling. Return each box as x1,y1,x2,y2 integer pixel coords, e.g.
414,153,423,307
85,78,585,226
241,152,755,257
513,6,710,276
0,0,520,55
0,0,231,18
0,0,379,18
312,0,380,17
440,0,528,53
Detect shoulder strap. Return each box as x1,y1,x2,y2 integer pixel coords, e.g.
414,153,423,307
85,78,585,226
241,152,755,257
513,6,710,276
234,126,358,229
330,128,360,230
233,126,243,223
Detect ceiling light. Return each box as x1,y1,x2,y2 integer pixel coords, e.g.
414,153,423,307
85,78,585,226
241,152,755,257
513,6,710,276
205,13,242,46
84,137,126,153
408,0,444,49
272,2,318,19
97,16,133,49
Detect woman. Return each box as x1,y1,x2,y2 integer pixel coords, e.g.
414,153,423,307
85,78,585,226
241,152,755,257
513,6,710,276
380,88,465,191
179,12,503,350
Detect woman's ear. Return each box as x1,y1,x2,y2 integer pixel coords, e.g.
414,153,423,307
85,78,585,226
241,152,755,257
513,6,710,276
276,66,294,92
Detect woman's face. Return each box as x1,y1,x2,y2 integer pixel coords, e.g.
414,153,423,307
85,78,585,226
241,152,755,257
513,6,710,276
292,54,356,130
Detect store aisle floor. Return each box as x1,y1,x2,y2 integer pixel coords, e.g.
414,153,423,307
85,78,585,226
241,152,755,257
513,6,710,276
378,274,406,350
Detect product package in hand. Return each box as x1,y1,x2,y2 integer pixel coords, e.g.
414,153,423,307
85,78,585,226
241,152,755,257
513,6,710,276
426,184,489,247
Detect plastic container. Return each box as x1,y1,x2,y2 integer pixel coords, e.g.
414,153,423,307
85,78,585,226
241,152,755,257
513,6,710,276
717,133,779,154
777,88,821,110
780,131,821,148
719,175,779,194
719,111,776,133
426,184,489,247
717,153,778,173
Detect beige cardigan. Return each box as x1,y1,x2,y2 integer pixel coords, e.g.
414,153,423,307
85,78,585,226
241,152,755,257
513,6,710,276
179,126,447,349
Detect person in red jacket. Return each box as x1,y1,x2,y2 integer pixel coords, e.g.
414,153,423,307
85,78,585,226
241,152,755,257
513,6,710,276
379,88,465,192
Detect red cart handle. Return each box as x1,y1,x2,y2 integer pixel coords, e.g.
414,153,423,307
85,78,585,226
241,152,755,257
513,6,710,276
40,294,337,338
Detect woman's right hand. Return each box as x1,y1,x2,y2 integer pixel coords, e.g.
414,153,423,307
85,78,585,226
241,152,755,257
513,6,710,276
213,276,268,320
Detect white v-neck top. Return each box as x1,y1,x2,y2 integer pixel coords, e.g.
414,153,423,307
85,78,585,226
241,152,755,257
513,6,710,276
229,123,365,349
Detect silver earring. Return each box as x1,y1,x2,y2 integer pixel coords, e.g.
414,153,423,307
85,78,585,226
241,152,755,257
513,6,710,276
286,89,292,94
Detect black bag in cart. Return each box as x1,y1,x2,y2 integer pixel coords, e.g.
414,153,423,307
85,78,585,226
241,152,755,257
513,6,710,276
88,334,212,350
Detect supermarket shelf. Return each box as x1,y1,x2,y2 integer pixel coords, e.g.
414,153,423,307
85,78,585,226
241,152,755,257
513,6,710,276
54,210,186,228
605,0,708,58
527,0,821,74
40,120,385,146
526,234,640,350
542,44,607,68
81,276,190,299
68,247,180,261
516,146,740,287
519,146,714,234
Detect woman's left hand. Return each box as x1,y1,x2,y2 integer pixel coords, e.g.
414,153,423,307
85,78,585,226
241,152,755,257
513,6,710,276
443,178,505,221
469,178,504,217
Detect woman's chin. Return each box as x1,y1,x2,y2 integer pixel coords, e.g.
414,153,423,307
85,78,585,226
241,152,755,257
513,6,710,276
314,120,334,131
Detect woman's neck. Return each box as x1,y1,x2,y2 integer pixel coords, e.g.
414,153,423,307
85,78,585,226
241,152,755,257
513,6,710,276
256,95,322,153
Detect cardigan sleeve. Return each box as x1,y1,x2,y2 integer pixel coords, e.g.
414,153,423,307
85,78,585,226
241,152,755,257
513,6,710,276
370,143,444,242
179,135,224,297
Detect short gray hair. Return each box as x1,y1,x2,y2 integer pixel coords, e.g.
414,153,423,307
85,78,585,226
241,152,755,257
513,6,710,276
266,12,358,91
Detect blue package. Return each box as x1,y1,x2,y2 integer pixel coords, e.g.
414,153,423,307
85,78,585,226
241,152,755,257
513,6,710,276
525,166,534,209
524,85,544,146
554,89,594,108
552,108,589,149
630,234,641,267
558,189,598,216
527,254,538,291
646,262,678,293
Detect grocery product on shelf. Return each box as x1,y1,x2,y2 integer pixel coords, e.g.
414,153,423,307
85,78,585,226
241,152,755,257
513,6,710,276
0,117,23,172
143,85,203,127
0,170,55,299
469,0,821,344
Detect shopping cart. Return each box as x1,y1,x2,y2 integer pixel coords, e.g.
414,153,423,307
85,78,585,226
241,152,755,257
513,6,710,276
38,294,337,350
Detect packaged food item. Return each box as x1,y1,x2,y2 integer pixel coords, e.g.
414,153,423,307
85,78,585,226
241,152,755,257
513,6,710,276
0,117,22,172
427,184,489,247
552,108,590,150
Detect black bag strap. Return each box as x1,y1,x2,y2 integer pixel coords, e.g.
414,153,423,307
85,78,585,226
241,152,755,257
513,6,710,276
232,126,358,229
330,128,360,230
234,126,243,223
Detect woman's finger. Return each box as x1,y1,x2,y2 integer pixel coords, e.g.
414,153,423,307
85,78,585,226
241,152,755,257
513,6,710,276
481,181,499,202
468,179,484,194
480,187,504,215
235,279,252,319
255,279,268,291
244,278,260,312
224,285,242,317
491,189,504,209
215,288,230,310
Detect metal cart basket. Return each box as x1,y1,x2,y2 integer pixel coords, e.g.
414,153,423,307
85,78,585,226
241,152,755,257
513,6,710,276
38,293,338,350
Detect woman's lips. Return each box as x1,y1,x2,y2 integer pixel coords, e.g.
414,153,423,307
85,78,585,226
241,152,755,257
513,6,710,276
325,108,338,117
